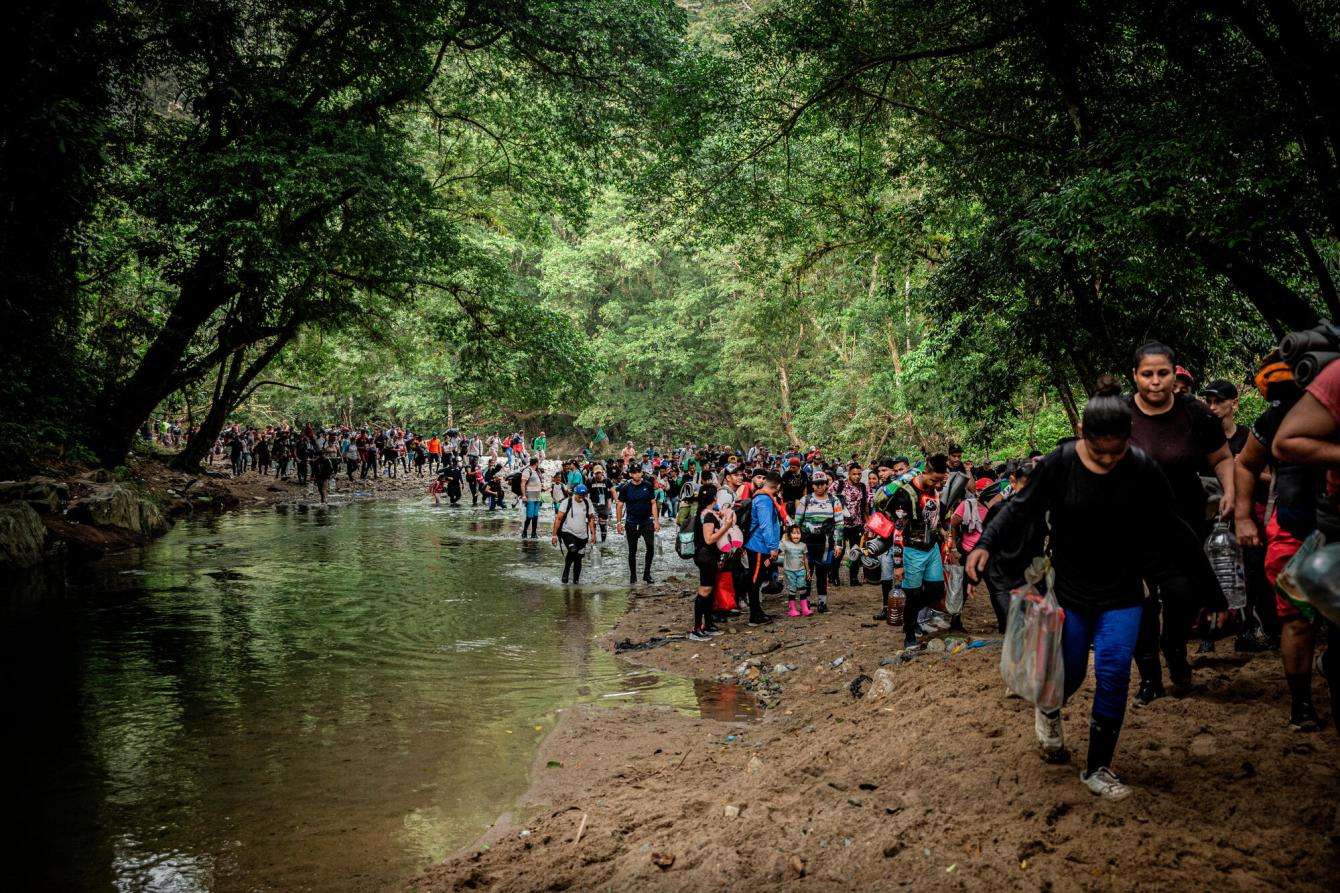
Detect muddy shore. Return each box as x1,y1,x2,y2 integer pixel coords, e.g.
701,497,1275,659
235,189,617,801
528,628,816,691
413,581,1338,891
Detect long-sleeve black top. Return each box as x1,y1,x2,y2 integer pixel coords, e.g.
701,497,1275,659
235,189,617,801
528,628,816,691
976,441,1208,613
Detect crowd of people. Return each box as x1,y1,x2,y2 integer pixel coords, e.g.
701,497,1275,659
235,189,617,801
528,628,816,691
196,332,1340,805
479,337,1340,805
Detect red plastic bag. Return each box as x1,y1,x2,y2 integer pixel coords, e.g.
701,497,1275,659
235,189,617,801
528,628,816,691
713,569,736,612
865,511,895,539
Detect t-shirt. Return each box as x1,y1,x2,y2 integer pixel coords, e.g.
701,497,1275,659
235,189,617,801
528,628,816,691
1128,393,1226,526
954,500,987,552
780,538,808,573
793,492,845,539
617,480,657,526
1227,425,1249,456
588,480,610,508
780,469,808,502
1306,360,1340,511
521,466,543,496
559,497,592,537
885,480,942,551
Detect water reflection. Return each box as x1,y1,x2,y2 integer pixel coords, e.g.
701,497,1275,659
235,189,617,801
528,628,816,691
3,500,754,891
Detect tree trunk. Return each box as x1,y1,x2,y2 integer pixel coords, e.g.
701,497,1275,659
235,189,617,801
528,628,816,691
94,248,236,466
777,362,802,449
1194,240,1321,335
172,327,297,472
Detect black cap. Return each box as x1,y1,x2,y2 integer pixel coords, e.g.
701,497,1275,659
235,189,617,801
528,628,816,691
1201,379,1239,400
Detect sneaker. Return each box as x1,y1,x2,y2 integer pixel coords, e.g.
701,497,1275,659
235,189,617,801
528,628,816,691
873,609,888,621
1034,708,1068,763
1133,680,1165,708
817,602,828,614
1290,702,1321,732
903,636,920,650
747,615,774,627
1081,767,1132,801
1195,639,1214,655
629,575,638,586
704,626,723,637
687,630,710,643
643,575,654,585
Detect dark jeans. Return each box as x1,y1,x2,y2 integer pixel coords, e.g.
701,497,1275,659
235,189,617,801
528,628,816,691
560,531,588,582
626,523,654,579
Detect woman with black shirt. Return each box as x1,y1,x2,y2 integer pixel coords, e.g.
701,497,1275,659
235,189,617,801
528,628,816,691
1127,342,1233,704
968,377,1211,801
688,483,733,642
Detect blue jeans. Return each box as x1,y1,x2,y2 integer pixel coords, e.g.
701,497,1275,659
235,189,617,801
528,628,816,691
1061,603,1142,723
524,499,540,519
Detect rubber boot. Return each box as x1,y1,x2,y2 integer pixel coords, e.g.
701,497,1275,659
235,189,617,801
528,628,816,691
787,599,800,618
799,599,812,617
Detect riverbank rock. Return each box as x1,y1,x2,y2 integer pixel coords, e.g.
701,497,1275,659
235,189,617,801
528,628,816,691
68,483,168,537
0,501,48,569
0,478,70,513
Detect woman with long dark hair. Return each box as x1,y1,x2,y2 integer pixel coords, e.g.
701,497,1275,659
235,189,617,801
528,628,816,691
688,483,733,642
968,376,1212,800
1126,342,1233,704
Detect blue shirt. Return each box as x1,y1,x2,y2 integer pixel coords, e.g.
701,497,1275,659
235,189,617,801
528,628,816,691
745,492,781,553
617,480,657,526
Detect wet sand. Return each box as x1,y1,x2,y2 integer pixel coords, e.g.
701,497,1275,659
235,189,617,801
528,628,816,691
414,579,1338,891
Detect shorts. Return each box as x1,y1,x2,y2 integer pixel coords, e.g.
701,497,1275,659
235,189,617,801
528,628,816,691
524,499,541,519
695,553,720,588
1264,514,1305,620
900,545,944,590
784,569,809,596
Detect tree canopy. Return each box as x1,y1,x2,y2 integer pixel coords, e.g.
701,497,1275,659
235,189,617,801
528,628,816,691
2,0,1336,471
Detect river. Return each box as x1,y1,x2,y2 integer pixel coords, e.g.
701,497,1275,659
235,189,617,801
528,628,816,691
4,499,752,891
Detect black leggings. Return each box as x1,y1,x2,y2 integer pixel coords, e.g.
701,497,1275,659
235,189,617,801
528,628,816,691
560,532,588,582
626,523,654,579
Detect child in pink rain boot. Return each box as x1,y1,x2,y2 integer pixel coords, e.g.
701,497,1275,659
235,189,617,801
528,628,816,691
781,525,811,618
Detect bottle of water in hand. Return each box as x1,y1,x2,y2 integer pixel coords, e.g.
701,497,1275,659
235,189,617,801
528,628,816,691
1206,521,1247,610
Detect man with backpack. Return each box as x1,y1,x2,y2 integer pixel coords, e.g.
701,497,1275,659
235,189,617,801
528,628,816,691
551,484,597,584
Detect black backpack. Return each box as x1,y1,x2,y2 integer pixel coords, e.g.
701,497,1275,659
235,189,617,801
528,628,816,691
508,470,523,495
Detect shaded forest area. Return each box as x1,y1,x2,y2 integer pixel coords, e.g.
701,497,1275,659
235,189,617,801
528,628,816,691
2,0,1337,474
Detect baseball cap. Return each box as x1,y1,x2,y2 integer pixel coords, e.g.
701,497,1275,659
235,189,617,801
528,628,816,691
789,456,802,466
1201,379,1238,400
1175,365,1195,383
574,484,588,495
811,471,829,483
723,463,740,475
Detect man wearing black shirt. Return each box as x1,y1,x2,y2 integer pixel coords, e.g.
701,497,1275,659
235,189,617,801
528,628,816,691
616,466,660,585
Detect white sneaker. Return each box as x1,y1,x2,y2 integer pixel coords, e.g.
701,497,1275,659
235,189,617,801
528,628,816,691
1080,767,1132,801
1034,708,1066,761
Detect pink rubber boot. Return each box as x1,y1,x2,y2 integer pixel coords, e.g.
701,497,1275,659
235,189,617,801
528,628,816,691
787,599,800,618
799,599,813,617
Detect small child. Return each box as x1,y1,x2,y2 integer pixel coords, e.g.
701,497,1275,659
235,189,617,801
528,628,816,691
428,476,445,505
780,525,812,617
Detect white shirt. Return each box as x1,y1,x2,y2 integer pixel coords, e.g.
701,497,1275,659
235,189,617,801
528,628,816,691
559,496,592,537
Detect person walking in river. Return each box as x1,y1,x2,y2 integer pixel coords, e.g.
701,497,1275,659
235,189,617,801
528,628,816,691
615,465,660,586
552,484,597,584
520,456,544,538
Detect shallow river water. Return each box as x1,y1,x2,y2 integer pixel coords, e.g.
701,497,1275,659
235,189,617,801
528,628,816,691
5,499,752,891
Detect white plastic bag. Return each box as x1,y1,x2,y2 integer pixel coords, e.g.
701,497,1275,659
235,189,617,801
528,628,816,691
1000,559,1066,711
944,563,966,614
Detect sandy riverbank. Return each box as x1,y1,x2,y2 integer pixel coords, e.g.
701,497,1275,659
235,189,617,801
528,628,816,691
413,580,1338,891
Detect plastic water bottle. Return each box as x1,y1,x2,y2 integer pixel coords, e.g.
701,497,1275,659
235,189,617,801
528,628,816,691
1205,522,1246,609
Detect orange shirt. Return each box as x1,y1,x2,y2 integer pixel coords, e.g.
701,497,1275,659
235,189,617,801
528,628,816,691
427,438,441,454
